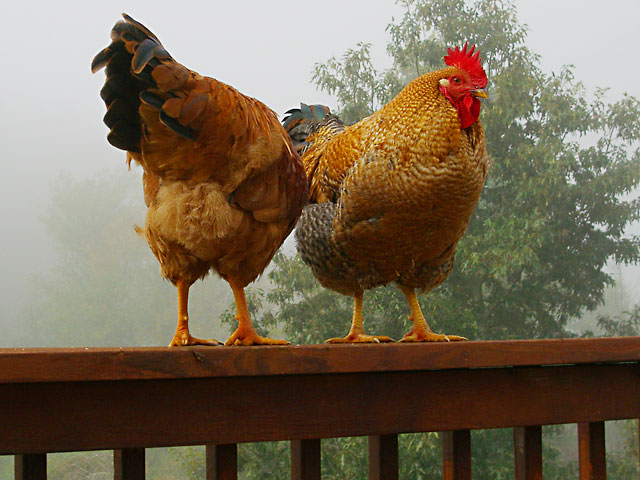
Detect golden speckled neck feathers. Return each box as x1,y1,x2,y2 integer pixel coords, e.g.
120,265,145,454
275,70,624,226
378,67,465,126
301,66,485,204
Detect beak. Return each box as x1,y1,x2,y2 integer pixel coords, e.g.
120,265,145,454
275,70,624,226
472,89,488,99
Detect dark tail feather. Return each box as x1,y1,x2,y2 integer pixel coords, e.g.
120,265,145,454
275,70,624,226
282,103,346,154
282,103,335,153
91,14,174,152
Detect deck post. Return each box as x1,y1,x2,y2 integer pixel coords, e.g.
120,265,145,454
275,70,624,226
514,426,542,480
291,439,321,480
206,444,238,480
578,422,606,480
114,448,145,480
368,434,398,480
15,454,47,480
442,430,472,480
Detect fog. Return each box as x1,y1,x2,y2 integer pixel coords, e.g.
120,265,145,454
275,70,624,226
1,0,639,338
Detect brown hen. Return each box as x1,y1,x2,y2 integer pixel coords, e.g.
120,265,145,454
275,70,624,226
285,44,488,343
92,14,307,346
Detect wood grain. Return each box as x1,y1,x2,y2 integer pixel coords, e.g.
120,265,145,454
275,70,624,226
291,439,321,480
578,422,607,480
514,426,542,480
2,338,639,465
368,434,398,480
1,363,638,455
114,448,145,480
206,444,237,480
2,337,639,384
442,430,471,480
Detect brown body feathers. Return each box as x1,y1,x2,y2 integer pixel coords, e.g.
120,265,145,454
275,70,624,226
285,45,489,343
93,14,307,346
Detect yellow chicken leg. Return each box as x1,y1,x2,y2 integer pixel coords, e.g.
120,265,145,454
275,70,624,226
224,279,289,346
398,285,467,342
325,290,394,344
169,279,220,347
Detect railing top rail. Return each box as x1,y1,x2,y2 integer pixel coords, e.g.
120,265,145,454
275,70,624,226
1,336,639,384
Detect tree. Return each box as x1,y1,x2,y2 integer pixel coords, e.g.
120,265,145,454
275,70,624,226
215,0,640,478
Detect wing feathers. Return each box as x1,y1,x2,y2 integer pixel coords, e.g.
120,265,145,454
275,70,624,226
93,14,292,176
159,112,197,140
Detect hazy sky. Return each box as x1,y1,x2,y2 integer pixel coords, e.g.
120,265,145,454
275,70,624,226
1,0,639,325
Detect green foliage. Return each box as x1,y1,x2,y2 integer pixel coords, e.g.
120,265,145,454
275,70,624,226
607,420,640,480
312,42,391,125
597,304,640,336
46,451,112,480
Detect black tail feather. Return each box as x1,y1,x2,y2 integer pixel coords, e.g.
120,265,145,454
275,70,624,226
139,90,165,110
92,14,173,152
282,103,341,154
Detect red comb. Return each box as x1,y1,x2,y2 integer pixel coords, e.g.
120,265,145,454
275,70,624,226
444,43,487,88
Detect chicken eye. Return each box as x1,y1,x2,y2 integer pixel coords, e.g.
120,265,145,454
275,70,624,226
453,77,461,83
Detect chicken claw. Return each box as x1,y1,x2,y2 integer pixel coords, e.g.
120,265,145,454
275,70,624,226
225,329,290,346
226,280,290,346
398,331,467,343
169,330,220,347
325,333,394,344
398,287,468,342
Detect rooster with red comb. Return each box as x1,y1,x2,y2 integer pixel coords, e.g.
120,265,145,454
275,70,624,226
283,43,489,343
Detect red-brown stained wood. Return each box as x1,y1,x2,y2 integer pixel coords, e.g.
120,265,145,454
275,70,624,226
514,426,542,480
368,434,398,480
291,439,321,480
578,422,607,480
114,448,145,480
1,363,639,455
14,454,47,480
442,430,471,480
2,337,640,384
206,444,237,480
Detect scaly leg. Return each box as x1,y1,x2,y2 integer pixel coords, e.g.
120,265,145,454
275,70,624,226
326,290,394,344
224,279,289,346
398,285,467,342
169,279,220,347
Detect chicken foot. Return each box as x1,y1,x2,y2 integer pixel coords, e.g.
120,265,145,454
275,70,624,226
325,290,395,344
224,279,289,346
398,285,467,342
169,279,220,347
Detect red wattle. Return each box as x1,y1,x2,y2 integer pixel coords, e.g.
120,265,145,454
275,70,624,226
458,95,481,129
439,86,482,129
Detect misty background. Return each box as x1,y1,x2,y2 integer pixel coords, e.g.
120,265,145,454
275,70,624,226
1,0,640,342
1,1,639,478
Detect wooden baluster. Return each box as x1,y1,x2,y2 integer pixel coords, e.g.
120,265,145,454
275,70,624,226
114,448,145,480
368,434,398,480
442,430,472,480
15,454,47,480
291,439,321,480
514,426,542,480
578,422,607,480
206,444,238,480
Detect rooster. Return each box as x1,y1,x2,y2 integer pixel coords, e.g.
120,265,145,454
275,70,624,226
92,14,307,346
284,44,488,343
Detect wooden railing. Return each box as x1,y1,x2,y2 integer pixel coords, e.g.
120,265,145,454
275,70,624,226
1,337,639,479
